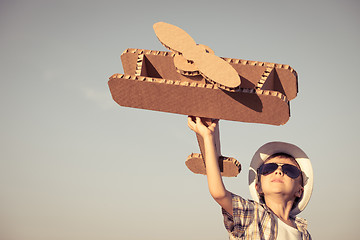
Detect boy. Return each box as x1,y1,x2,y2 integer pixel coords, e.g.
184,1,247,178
187,117,313,240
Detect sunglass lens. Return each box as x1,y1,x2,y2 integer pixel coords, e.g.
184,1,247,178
259,163,278,175
282,164,301,178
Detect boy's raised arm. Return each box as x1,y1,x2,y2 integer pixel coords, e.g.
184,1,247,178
187,117,233,216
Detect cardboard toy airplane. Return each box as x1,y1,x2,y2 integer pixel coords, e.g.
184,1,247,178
108,22,298,177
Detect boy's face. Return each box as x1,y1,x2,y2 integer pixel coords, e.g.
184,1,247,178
256,156,304,202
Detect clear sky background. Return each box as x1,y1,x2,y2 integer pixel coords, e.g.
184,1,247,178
1,0,359,239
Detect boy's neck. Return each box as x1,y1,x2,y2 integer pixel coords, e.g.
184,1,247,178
264,195,295,223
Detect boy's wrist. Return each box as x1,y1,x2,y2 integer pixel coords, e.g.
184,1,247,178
202,133,216,147
202,131,215,140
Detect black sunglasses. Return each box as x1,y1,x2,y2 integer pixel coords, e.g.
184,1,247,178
258,163,301,179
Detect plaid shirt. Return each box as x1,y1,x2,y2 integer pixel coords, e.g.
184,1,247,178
222,193,311,240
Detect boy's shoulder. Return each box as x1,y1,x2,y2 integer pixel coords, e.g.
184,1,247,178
224,193,271,220
230,193,267,210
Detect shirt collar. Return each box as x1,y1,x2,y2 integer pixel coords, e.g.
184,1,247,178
293,216,308,232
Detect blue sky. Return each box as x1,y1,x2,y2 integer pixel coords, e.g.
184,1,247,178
1,1,359,239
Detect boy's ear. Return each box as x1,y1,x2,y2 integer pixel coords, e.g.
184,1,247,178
295,186,304,198
255,183,263,194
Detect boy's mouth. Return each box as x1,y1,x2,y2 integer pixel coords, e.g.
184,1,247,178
271,179,284,183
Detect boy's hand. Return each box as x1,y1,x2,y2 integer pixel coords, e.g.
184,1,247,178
187,116,219,139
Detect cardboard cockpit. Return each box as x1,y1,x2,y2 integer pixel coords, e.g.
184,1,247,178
108,22,298,177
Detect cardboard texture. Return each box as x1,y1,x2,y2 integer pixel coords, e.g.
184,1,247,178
153,22,241,88
108,22,299,177
109,49,296,124
186,154,241,177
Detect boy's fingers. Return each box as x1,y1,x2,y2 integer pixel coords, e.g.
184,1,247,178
196,117,206,127
196,116,201,123
187,116,196,125
209,119,219,128
187,116,196,130
187,121,193,129
187,116,192,123
188,115,195,122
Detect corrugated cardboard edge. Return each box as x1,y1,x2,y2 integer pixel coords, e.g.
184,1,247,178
108,73,290,125
121,48,298,100
185,153,241,177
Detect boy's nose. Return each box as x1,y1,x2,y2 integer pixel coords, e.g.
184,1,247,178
274,166,284,175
